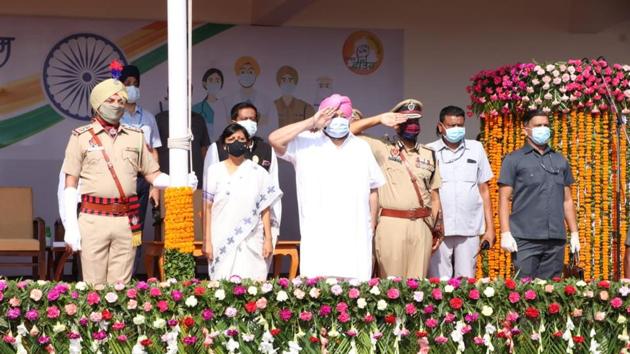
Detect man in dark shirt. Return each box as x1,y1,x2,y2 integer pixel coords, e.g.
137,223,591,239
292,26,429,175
155,111,211,189
498,109,579,279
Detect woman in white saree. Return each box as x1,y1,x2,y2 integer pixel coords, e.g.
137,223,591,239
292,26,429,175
203,123,282,280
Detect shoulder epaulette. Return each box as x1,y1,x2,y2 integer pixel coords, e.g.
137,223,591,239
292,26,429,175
71,125,91,136
122,124,142,133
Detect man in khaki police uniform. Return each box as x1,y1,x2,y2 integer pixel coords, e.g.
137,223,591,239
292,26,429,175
62,78,196,285
350,99,443,278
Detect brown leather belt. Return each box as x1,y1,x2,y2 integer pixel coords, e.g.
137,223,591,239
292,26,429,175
380,207,431,220
81,201,130,215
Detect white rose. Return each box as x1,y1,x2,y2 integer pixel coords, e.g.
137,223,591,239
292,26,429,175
544,93,553,100
52,322,66,334
105,292,118,304
248,286,258,296
185,296,198,308
568,66,576,74
309,288,320,299
542,75,552,83
526,86,535,93
293,289,305,300
534,65,542,71
159,281,171,288
75,282,87,291
444,285,454,293
624,89,630,99
553,77,562,85
542,83,550,90
261,283,273,293
153,318,166,329
325,278,338,285
369,286,381,296
348,279,361,287
545,64,555,72
552,70,560,77
532,79,540,86
483,287,495,298
357,298,367,309
377,300,387,311
133,314,145,325
37,280,48,286
207,280,220,289
617,315,627,324
214,289,226,300
276,290,288,302
481,306,493,317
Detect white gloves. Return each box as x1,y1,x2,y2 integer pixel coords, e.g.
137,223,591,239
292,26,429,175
152,172,198,190
570,231,580,253
63,187,82,252
500,231,518,253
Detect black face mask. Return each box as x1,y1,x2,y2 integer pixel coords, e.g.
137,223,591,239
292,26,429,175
226,141,248,157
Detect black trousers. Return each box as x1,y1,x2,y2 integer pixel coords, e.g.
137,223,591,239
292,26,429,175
133,177,151,275
512,238,566,279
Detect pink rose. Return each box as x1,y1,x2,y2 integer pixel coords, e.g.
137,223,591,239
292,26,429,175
425,318,438,328
544,285,554,293
256,297,268,310
336,302,348,313
524,290,537,301
46,306,60,319
149,287,161,297
368,278,380,287
8,297,20,307
89,311,102,322
87,292,100,306
338,312,350,323
126,288,137,299
348,288,360,299
127,300,138,310
64,303,77,316
611,297,623,309
406,279,419,290
594,311,606,321
600,291,609,301
386,288,400,300
508,292,520,304
157,300,169,312
114,282,125,291
405,303,417,316
506,311,519,322
431,288,443,300
143,301,153,312
468,289,480,300
299,311,313,321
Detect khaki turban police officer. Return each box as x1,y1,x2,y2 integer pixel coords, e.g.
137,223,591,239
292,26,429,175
61,78,197,285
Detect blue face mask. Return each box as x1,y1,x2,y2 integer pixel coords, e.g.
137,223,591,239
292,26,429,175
529,126,551,145
324,116,350,139
444,126,465,143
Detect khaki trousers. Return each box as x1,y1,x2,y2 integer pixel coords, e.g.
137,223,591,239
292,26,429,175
79,213,135,285
375,216,433,278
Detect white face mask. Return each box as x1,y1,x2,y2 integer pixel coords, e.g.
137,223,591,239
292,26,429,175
238,73,256,88
324,116,350,139
206,82,221,96
237,119,258,137
126,86,140,104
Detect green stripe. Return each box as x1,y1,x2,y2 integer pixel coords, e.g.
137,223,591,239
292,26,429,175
0,23,234,148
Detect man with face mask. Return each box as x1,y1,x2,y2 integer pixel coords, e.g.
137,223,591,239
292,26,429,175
274,65,315,128
204,102,281,265
269,94,385,280
61,77,197,285
498,109,579,279
349,99,443,278
426,106,494,279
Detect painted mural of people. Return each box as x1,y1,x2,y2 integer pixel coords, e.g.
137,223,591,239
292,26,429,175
274,65,315,128
193,68,228,140
313,76,333,110
225,56,272,135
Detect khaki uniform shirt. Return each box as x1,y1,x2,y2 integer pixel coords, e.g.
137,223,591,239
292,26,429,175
275,97,316,128
62,121,160,198
361,135,441,210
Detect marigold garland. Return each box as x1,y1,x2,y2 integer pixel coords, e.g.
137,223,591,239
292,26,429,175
164,187,195,254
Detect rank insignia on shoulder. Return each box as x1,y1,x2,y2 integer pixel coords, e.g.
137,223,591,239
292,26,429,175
122,124,142,133
72,125,91,136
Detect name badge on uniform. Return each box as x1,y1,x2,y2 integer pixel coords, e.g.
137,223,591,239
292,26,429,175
416,157,434,171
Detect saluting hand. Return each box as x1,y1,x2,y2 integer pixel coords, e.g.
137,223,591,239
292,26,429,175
310,107,336,132
379,112,408,127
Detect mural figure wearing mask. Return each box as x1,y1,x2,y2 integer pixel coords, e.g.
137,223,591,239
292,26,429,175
313,76,333,110
274,65,315,128
193,67,228,139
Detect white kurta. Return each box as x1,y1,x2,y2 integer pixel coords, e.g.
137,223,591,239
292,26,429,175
204,160,282,281
279,132,385,280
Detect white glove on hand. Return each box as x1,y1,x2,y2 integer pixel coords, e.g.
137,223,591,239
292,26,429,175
152,172,197,190
63,187,81,252
570,232,580,253
188,172,198,190
500,231,518,253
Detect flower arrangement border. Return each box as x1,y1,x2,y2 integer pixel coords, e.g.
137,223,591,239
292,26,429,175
163,187,195,280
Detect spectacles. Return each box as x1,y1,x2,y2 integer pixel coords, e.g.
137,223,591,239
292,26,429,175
538,154,559,175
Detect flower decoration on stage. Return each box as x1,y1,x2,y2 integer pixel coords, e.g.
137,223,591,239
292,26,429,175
109,59,124,80
0,277,629,353
467,58,630,118
163,187,195,280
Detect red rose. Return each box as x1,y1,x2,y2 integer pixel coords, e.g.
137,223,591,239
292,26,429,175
449,297,464,310
552,277,561,282
101,309,112,321
467,278,477,285
553,331,563,338
182,316,195,328
429,277,440,284
598,280,610,289
364,314,375,323
182,280,192,287
416,330,428,338
564,285,576,296
525,306,540,319
384,314,396,324
140,338,153,347
270,328,281,336
505,279,516,290
548,303,561,315
244,301,257,314
573,335,585,344
309,336,320,343
194,287,206,296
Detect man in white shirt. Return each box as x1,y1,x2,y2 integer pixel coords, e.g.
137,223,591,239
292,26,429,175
427,106,495,279
269,94,385,280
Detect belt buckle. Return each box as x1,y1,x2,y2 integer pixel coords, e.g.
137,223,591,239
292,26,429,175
111,202,126,215
409,208,418,221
